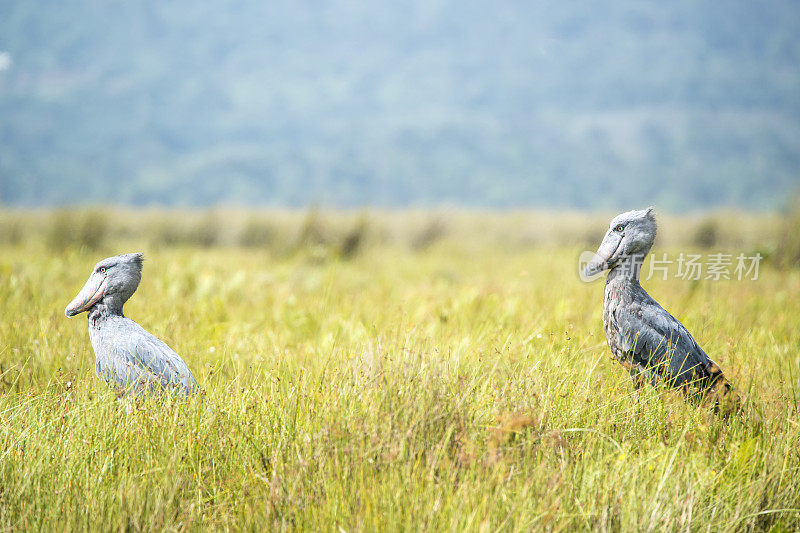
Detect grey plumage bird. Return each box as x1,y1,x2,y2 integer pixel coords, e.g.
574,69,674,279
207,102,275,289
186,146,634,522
584,208,737,410
65,253,197,395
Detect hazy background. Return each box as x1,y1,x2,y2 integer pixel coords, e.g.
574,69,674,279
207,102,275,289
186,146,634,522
1,0,798,210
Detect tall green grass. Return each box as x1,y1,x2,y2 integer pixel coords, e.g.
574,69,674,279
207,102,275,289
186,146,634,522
0,212,798,530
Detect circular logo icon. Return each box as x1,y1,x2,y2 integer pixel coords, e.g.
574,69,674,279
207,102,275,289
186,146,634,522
578,250,604,282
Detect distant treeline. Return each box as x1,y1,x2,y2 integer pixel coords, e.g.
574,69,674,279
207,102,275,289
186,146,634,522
1,1,799,209
2,208,799,268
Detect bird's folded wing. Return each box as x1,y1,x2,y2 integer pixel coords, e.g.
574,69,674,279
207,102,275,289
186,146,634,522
100,324,197,394
614,300,714,386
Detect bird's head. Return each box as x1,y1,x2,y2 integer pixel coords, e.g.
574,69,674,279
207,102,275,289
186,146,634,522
65,253,144,317
584,207,657,277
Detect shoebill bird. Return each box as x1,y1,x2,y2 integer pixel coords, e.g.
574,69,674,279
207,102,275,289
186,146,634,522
584,208,737,411
65,253,197,395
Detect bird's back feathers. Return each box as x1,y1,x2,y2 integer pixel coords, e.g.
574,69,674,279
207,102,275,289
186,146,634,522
90,316,197,395
603,278,738,410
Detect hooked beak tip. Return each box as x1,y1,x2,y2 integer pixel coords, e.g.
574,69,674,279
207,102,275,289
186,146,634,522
65,274,106,319
579,250,610,281
583,263,604,278
64,302,89,318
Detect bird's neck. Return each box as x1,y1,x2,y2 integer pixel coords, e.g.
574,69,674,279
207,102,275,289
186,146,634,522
606,254,646,286
87,299,125,327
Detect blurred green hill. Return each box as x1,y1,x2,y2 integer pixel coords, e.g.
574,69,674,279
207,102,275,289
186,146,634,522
0,0,798,209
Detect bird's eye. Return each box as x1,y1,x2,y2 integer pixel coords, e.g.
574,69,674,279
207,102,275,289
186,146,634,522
614,224,625,232
99,267,107,273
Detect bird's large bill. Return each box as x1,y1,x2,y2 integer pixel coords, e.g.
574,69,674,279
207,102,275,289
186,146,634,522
65,273,106,317
584,232,623,276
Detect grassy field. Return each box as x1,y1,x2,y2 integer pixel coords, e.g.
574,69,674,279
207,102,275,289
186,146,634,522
0,210,799,531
